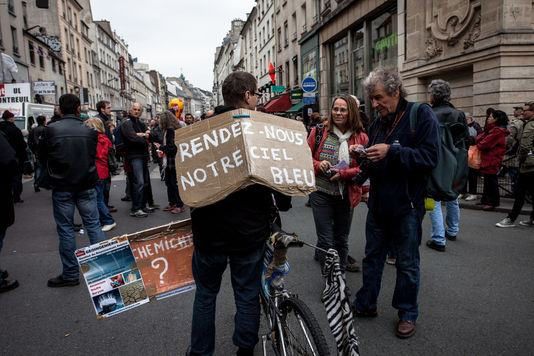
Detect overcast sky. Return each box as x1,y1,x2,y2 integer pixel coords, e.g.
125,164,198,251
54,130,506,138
90,0,255,91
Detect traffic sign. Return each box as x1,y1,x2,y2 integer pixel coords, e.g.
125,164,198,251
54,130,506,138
303,97,316,105
301,77,317,93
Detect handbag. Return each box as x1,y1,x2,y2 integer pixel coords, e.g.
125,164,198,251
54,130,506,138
468,145,481,170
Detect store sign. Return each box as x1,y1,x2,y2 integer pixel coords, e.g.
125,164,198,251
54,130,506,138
301,76,317,93
0,83,31,104
33,81,55,95
119,56,126,91
375,33,398,52
272,85,285,94
291,88,303,100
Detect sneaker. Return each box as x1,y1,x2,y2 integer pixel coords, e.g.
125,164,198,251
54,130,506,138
129,210,148,218
101,222,117,232
47,275,79,288
386,256,396,265
147,204,160,210
0,278,19,293
120,196,131,202
519,219,534,227
142,207,156,214
426,240,445,252
34,185,40,193
464,194,478,201
445,232,457,241
496,218,516,228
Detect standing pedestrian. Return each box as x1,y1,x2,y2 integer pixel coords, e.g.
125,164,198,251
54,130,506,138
426,79,468,251
307,95,368,271
351,69,439,339
0,110,27,203
0,130,19,292
496,101,534,227
84,118,117,232
158,111,185,214
476,110,509,211
40,94,105,287
96,101,116,212
28,115,47,192
463,113,483,201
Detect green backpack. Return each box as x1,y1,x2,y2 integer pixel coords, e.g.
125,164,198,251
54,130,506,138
409,103,468,202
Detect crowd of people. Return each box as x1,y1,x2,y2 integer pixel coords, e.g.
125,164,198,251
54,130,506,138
0,67,533,355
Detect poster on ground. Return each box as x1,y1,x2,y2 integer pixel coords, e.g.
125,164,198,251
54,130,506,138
127,220,195,299
75,236,149,318
174,109,316,208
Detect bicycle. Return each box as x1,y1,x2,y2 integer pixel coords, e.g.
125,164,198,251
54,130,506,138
259,230,331,356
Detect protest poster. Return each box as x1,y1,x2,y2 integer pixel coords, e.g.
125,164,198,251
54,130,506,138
174,109,316,207
75,236,149,318
127,220,195,299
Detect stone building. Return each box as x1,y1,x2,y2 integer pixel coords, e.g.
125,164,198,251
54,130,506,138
0,0,30,83
94,21,120,109
256,0,276,91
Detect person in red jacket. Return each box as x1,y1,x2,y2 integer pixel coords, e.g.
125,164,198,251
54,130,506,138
307,95,368,271
85,118,117,232
476,109,509,210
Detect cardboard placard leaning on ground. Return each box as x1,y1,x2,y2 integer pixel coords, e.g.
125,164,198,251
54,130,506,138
174,109,316,208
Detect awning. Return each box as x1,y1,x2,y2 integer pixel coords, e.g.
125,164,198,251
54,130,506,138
287,101,304,113
264,93,292,113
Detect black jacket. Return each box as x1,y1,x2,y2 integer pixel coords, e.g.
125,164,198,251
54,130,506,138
0,120,27,168
28,124,46,154
191,106,291,254
0,131,17,228
121,116,149,159
39,115,98,192
97,112,113,141
160,128,177,167
367,99,439,218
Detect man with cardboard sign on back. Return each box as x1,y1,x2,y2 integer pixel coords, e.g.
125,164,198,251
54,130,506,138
187,71,293,356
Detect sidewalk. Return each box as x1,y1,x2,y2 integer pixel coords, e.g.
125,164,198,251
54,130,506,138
459,195,531,216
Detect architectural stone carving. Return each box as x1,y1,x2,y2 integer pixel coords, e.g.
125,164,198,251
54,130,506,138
425,37,443,59
425,0,481,46
463,14,481,49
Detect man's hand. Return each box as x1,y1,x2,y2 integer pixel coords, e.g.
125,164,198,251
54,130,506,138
366,144,390,162
329,172,341,181
319,160,331,174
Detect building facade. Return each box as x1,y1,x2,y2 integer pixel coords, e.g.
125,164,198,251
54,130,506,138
94,21,120,109
0,0,30,83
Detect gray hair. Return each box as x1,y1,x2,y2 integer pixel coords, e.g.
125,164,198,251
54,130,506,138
363,68,407,98
428,79,451,104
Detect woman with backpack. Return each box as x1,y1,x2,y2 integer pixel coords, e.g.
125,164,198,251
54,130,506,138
476,110,509,211
84,118,117,232
307,95,368,271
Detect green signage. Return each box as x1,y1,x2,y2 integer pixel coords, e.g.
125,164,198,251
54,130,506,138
272,85,285,93
374,33,398,52
291,88,303,100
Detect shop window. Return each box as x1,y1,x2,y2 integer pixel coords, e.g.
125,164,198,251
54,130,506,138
331,35,349,97
302,49,317,80
29,41,35,65
371,10,398,70
351,28,365,103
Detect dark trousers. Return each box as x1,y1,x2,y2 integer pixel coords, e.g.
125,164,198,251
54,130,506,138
354,209,422,321
12,169,22,202
481,174,500,206
165,165,183,208
468,168,479,194
310,191,353,269
103,177,111,206
129,158,150,211
190,246,265,355
33,159,44,189
509,172,534,221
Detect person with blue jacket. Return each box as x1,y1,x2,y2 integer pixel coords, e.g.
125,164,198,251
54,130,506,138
351,69,439,339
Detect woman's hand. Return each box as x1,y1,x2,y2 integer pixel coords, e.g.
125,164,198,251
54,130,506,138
329,172,341,181
319,160,331,174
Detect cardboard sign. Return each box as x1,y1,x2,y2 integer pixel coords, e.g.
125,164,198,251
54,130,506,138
127,220,195,299
174,109,316,208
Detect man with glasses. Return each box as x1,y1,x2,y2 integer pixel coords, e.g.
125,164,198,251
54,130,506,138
496,101,534,228
188,71,291,356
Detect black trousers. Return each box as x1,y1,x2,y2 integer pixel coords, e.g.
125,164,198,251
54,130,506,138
481,174,499,207
509,172,534,221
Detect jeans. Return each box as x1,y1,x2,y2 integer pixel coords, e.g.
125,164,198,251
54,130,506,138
429,199,460,246
481,174,500,206
52,189,106,280
33,159,44,188
310,191,353,269
190,246,265,355
129,157,150,211
509,172,534,222
95,180,115,226
165,165,184,207
354,209,422,321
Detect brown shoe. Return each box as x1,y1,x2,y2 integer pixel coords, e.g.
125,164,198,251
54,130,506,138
396,320,416,339
170,207,185,214
163,204,176,212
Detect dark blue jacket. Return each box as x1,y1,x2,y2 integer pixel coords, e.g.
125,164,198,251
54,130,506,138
367,99,439,218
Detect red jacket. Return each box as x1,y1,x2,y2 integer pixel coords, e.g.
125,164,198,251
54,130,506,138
308,126,369,208
476,124,508,175
95,132,112,179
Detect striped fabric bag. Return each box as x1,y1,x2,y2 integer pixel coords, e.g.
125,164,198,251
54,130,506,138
321,249,360,356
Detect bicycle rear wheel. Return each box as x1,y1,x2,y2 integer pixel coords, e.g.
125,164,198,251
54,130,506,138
276,296,331,356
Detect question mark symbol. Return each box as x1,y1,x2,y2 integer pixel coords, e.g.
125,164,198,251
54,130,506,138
151,257,168,285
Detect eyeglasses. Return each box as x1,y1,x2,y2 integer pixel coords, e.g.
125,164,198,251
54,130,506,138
332,107,348,114
254,92,262,97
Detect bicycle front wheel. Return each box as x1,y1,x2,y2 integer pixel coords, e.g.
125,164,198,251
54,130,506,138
276,296,331,356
